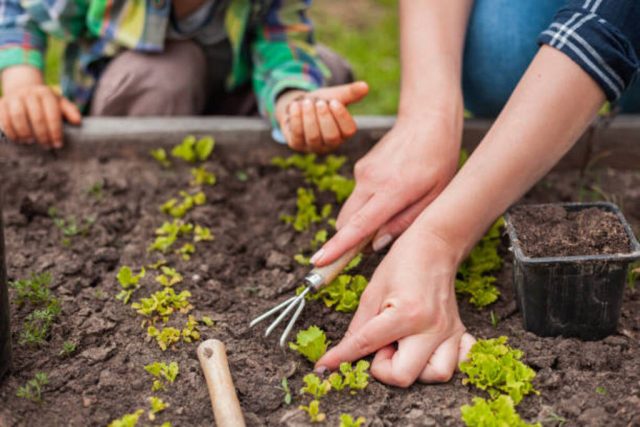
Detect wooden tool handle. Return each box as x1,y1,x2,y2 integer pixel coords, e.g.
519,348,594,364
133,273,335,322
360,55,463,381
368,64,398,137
309,235,373,287
197,339,246,427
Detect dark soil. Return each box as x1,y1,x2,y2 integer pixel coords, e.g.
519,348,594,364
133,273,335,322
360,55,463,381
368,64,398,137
509,205,632,258
0,144,639,427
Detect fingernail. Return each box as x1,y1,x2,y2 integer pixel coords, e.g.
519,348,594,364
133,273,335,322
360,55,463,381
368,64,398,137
329,99,341,109
315,100,327,111
310,248,325,265
372,234,393,252
303,99,313,110
314,366,327,375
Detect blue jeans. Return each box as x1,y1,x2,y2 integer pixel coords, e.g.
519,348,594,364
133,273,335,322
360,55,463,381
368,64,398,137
462,0,640,117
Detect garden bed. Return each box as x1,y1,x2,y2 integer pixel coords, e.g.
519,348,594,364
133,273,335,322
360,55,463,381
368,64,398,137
0,119,639,426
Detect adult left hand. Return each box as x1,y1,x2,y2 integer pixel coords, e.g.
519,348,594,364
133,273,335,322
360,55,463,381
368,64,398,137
315,225,475,387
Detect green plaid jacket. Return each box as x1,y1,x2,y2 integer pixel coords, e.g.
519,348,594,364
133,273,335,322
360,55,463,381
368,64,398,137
0,0,329,126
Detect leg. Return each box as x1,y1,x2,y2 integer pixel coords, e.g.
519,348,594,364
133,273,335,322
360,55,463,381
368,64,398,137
462,0,564,117
90,40,208,116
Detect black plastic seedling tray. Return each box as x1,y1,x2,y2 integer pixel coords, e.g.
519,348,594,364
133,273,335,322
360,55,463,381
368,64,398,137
504,202,640,340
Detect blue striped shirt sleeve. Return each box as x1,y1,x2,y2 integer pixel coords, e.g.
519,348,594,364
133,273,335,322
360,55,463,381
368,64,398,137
538,0,640,101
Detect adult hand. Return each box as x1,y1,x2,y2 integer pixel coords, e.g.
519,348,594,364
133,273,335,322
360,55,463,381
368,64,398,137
315,227,475,386
0,65,81,149
310,115,462,266
275,81,369,154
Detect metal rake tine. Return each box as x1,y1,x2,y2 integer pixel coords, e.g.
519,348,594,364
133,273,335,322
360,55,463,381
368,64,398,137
249,295,298,328
279,298,306,348
265,287,310,337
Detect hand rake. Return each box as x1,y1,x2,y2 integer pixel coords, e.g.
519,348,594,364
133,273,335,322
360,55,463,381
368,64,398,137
249,237,371,347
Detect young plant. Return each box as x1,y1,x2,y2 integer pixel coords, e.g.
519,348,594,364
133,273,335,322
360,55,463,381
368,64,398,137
155,266,183,287
289,326,329,363
160,191,206,218
299,399,325,423
280,187,331,232
132,288,193,322
200,316,215,327
20,300,61,346
148,396,169,421
49,208,95,245
148,220,194,253
147,326,182,351
339,360,370,392
87,180,104,200
461,395,541,427
107,409,145,427
190,165,216,186
194,225,214,242
16,372,49,402
176,242,195,260
10,272,53,307
301,274,368,313
459,336,538,405
171,135,215,163
144,361,180,391
181,315,201,343
280,377,292,405
300,373,331,399
150,148,171,168
340,414,366,427
59,341,77,357
116,266,146,304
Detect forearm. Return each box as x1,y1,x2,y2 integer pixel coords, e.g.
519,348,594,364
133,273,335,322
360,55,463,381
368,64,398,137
414,46,606,259
397,0,473,122
2,65,44,94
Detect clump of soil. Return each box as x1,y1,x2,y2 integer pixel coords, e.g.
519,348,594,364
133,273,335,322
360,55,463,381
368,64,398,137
509,205,632,258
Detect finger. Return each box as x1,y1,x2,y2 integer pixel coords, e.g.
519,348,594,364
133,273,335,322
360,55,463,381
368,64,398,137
329,100,357,139
60,98,82,124
315,99,342,150
335,187,371,230
371,334,440,388
0,102,18,142
287,101,305,151
315,81,369,106
40,93,64,149
457,333,476,365
419,335,461,383
25,96,50,148
8,98,32,142
343,281,383,337
315,309,405,371
301,98,322,153
314,192,406,266
372,189,438,251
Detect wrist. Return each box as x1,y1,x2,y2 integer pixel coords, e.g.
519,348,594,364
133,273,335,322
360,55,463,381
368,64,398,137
2,65,45,95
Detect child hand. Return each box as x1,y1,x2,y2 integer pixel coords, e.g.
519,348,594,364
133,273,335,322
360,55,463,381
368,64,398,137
0,79,81,149
276,81,369,153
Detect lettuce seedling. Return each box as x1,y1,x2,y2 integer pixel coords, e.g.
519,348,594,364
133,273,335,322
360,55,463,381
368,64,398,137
301,274,368,313
148,259,168,270
155,266,183,287
455,218,504,308
328,373,345,391
148,396,169,421
294,253,311,266
148,220,193,253
190,165,216,186
194,224,214,242
144,361,179,391
316,174,355,203
299,399,325,423
459,336,538,405
171,135,215,162
116,266,146,303
181,315,201,343
200,316,214,327
339,360,370,393
132,288,193,322
461,395,541,427
300,373,331,399
340,414,366,427
289,326,329,363
16,372,49,403
107,409,144,427
280,187,331,232
10,272,53,307
176,242,195,260
150,148,171,168
147,326,181,351
161,191,206,218
280,377,292,405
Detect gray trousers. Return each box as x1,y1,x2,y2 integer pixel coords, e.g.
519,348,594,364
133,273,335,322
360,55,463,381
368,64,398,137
90,40,353,116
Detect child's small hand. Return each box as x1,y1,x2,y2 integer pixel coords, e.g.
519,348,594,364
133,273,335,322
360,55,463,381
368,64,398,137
0,78,81,149
276,81,369,153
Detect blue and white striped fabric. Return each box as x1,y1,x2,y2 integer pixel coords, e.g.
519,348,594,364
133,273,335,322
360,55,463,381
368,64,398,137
538,0,640,101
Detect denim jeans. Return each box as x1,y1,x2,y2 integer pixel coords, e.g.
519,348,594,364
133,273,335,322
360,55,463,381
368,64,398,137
462,0,640,117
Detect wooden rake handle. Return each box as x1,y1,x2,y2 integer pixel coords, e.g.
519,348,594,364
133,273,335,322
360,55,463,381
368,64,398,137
197,339,246,427
308,235,373,288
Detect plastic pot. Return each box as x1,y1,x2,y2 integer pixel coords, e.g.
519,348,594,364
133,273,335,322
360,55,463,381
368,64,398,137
504,202,640,340
0,203,10,379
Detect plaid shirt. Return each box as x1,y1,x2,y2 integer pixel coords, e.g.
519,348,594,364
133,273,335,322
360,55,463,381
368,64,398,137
0,0,329,127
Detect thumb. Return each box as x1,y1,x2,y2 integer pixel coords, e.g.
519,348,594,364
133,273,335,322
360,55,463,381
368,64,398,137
315,81,369,106
60,98,82,125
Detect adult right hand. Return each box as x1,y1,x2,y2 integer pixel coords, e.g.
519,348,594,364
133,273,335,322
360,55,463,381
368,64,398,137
0,66,81,149
310,114,462,267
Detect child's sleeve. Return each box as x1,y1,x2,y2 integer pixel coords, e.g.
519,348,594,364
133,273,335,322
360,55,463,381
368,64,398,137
0,0,48,73
250,0,331,135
